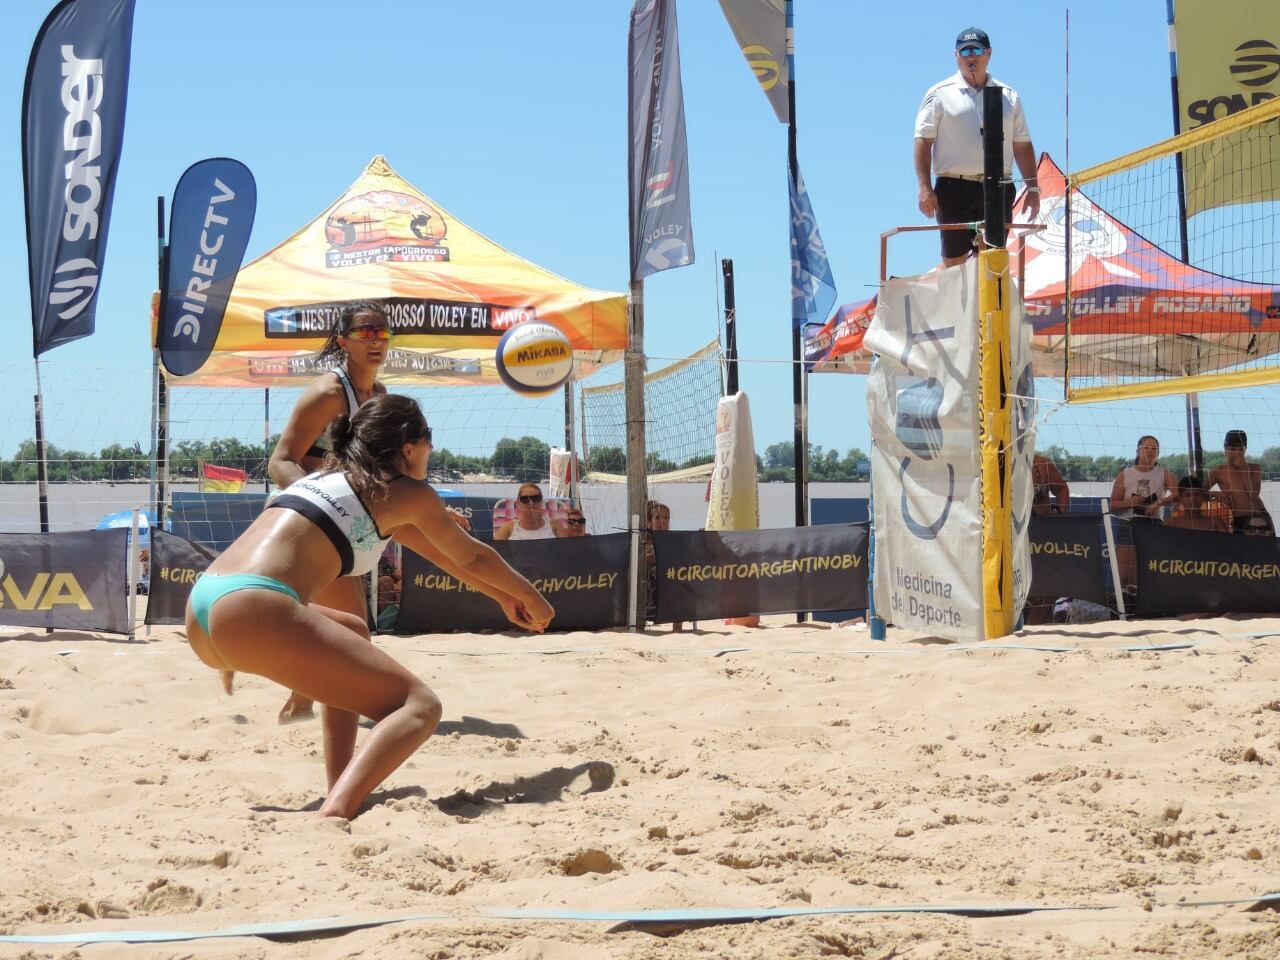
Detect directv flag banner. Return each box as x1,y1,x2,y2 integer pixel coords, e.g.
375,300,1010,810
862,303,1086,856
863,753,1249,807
398,534,629,633
865,263,984,640
160,158,258,376
717,0,789,123
629,0,695,281
652,525,868,623
1173,1,1280,215
23,0,136,357
0,529,129,633
790,166,837,329
144,530,216,625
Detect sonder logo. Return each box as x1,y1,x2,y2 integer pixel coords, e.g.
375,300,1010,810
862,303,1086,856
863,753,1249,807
1231,39,1280,88
741,44,782,92
48,258,98,320
54,45,106,317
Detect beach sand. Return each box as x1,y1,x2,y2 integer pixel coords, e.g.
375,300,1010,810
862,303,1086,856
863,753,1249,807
1,616,1278,958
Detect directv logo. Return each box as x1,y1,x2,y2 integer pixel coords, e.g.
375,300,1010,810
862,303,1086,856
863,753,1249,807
265,307,298,333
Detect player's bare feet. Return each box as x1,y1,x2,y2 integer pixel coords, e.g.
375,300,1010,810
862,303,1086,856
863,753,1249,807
278,693,315,725
221,671,235,695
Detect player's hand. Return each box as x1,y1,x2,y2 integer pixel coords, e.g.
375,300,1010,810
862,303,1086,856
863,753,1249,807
501,594,554,633
445,507,471,531
918,187,938,218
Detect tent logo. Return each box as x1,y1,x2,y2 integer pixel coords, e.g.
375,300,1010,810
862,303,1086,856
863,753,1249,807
324,190,450,268
1231,39,1280,88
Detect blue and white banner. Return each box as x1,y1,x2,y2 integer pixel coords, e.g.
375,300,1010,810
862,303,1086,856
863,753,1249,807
23,0,136,357
629,0,695,281
160,158,258,376
789,165,836,329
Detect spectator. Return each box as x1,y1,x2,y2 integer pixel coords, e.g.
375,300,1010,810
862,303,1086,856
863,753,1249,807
494,483,567,540
563,506,589,537
1109,435,1177,595
1166,475,1230,533
1032,454,1070,516
1109,436,1177,519
1207,429,1274,537
643,499,682,631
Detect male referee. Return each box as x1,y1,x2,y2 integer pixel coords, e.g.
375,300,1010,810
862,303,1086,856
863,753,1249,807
914,27,1040,266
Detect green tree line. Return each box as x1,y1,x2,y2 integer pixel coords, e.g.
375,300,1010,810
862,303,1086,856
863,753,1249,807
5,437,1279,485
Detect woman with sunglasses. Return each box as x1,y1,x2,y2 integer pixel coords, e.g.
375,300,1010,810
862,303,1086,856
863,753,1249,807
494,483,568,540
267,300,392,723
188,394,554,820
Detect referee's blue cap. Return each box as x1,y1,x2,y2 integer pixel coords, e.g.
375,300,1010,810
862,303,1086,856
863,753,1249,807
955,28,990,49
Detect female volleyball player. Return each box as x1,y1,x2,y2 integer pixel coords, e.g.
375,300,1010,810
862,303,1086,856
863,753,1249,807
187,394,554,820
267,301,390,723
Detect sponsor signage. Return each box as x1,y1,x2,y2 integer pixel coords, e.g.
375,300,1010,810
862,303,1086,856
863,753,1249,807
629,0,695,280
652,524,868,623
0,529,129,633
717,0,788,123
1134,522,1280,616
1028,514,1107,604
159,158,257,376
22,0,136,356
263,297,537,339
324,189,450,267
145,529,215,625
398,533,629,633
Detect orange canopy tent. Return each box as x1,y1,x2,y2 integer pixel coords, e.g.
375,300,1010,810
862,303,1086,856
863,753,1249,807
161,155,627,387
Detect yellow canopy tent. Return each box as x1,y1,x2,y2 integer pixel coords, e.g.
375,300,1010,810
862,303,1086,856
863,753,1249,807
161,155,627,386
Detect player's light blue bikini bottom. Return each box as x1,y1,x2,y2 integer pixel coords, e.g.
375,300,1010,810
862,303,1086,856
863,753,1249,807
190,573,301,634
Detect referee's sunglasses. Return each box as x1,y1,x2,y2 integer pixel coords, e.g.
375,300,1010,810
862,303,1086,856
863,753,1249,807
958,45,988,57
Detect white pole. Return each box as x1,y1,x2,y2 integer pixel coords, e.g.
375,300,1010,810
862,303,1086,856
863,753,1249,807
1100,499,1127,620
127,506,141,639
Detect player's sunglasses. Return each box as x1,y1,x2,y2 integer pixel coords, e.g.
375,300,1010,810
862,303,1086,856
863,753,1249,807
566,517,586,526
518,493,543,504
345,323,391,341
420,426,433,445
958,45,987,57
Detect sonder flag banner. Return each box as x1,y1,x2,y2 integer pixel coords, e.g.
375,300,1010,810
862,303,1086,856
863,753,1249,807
0,529,129,633
160,158,258,376
1173,1,1280,215
865,262,985,641
629,0,695,282
717,0,789,123
790,165,837,329
23,0,136,357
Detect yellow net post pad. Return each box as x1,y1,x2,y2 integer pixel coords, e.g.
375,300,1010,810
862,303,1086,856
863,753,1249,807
978,248,1016,639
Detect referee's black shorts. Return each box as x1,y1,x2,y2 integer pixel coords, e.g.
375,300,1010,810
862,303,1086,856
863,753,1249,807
934,177,1016,260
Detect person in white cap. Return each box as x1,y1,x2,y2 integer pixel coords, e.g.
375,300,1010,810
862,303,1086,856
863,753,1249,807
914,27,1041,266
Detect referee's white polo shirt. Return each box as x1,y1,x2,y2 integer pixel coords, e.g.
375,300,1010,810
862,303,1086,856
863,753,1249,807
914,72,1031,179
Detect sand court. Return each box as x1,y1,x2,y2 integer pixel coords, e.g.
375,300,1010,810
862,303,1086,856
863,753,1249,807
1,617,1279,958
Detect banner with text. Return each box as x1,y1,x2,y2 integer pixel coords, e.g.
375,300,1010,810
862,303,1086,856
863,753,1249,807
629,0,695,280
1134,522,1280,616
1173,1,1280,215
865,262,984,640
0,529,129,633
160,157,257,376
145,529,216,625
652,524,867,623
24,0,136,356
1028,514,1107,604
398,533,629,633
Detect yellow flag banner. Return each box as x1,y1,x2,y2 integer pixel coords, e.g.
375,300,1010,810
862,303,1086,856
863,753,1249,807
1174,1,1280,215
162,156,627,387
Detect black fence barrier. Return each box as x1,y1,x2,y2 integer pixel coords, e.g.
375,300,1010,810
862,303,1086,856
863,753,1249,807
1134,523,1280,616
1028,513,1108,605
0,529,130,634
145,529,217,625
397,533,630,633
652,524,869,623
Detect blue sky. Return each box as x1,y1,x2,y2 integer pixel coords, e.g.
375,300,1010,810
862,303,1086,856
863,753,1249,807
0,1,1191,461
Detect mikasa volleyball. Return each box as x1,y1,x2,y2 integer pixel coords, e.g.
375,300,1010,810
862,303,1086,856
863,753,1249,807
495,322,574,396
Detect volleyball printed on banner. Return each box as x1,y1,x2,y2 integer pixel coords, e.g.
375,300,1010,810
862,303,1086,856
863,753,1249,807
495,322,573,396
